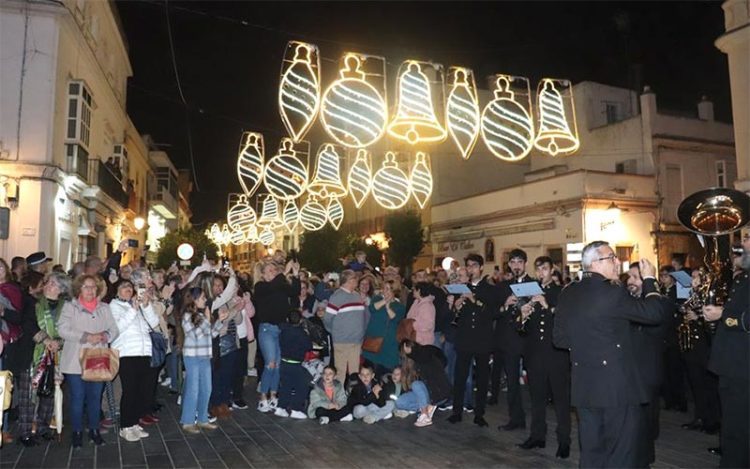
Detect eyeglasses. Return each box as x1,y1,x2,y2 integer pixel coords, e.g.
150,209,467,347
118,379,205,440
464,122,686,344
596,254,618,263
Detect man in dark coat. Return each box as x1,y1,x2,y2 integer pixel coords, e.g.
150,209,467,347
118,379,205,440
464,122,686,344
553,241,668,468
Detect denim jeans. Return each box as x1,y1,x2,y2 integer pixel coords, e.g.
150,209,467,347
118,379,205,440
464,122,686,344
258,323,281,394
166,351,181,392
210,349,238,407
64,373,104,432
181,356,212,425
353,401,395,421
396,380,430,412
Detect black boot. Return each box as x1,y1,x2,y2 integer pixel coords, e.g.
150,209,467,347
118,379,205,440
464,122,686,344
517,437,545,450
71,431,83,449
447,413,462,424
88,429,105,446
556,443,570,459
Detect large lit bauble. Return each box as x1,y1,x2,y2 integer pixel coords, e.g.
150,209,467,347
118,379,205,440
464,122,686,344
327,198,344,230
300,197,328,231
481,76,534,162
227,194,257,232
347,149,372,209
372,152,411,210
177,243,194,261
409,152,433,209
229,228,246,246
264,139,308,201
279,42,320,142
308,144,347,198
321,54,387,148
283,199,300,233
446,67,480,159
237,132,264,196
259,228,275,246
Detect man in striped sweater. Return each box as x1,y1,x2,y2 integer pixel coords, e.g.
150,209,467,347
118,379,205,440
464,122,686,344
324,270,369,383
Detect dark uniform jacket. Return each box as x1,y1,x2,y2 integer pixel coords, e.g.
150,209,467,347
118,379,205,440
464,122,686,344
632,289,673,390
454,276,503,354
495,274,533,354
708,270,749,381
523,282,564,358
553,272,667,408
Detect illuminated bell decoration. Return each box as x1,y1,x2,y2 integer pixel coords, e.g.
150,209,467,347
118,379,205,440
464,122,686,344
264,138,309,201
372,152,411,210
347,149,372,209
534,79,580,156
283,199,300,233
245,224,259,244
308,144,347,198
279,42,320,142
259,228,275,246
327,197,344,230
220,224,231,245
227,194,257,232
257,196,283,229
409,152,433,209
229,228,246,246
388,61,446,145
481,76,534,162
320,54,387,148
446,67,480,159
209,223,221,240
237,132,265,196
299,196,328,231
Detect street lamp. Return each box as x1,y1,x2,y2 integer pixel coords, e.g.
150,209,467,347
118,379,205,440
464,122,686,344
134,216,146,230
177,243,194,261
365,236,374,246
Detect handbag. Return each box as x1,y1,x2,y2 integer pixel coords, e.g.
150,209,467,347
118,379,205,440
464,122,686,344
141,307,167,368
362,336,384,354
80,347,120,382
36,353,55,398
219,331,239,357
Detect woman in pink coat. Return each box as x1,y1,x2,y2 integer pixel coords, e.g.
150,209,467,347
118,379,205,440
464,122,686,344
406,282,435,346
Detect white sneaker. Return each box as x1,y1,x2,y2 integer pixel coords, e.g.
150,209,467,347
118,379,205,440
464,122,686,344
393,409,410,418
177,395,182,406
257,400,273,413
208,415,218,423
274,407,290,418
414,413,433,427
160,378,172,388
119,426,140,442
247,368,258,377
134,425,149,438
319,416,330,425
363,415,377,424
289,410,306,419
269,397,279,409
340,413,353,422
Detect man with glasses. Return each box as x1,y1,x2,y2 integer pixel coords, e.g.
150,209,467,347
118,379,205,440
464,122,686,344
553,240,668,467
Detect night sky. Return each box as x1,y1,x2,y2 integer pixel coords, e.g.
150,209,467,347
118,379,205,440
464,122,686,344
115,1,731,225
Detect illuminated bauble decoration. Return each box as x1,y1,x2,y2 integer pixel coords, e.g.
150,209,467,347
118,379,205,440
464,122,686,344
245,224,259,244
308,144,347,198
481,76,534,162
409,152,433,209
388,61,446,145
229,228,246,246
227,194,257,232
259,228,275,246
347,149,372,209
372,152,411,210
299,196,328,231
237,132,265,196
446,67,480,159
327,197,344,230
264,138,309,201
256,196,283,229
220,224,231,245
283,199,300,233
209,223,221,241
177,243,194,261
534,79,580,156
279,42,320,142
320,54,388,148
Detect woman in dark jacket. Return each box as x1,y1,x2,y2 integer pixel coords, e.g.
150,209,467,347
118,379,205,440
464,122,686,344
396,340,451,427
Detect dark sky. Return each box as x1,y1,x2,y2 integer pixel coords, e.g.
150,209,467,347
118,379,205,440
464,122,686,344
116,1,731,225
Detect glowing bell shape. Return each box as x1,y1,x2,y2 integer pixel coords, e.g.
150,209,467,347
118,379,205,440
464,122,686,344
308,144,347,199
237,132,264,196
347,149,372,209
227,194,257,232
209,223,221,241
283,199,300,233
481,76,534,162
321,54,388,148
372,152,411,210
245,224,259,244
220,224,231,245
327,197,344,230
256,196,282,229
279,42,320,142
229,228,246,246
299,196,328,231
259,228,275,246
264,138,309,201
534,79,580,156
410,152,433,209
446,67,480,159
387,61,446,145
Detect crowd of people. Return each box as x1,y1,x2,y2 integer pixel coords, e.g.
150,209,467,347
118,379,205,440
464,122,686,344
0,236,747,468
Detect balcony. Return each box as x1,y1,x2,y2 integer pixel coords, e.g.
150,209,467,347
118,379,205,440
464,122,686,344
87,160,129,208
66,145,89,182
149,186,178,219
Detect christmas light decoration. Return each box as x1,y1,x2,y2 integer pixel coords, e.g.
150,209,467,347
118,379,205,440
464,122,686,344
481,75,534,162
308,143,347,198
283,199,300,233
409,152,433,209
327,197,344,230
259,227,275,246
220,224,231,246
534,78,580,156
279,41,320,142
237,132,265,196
388,61,446,145
299,196,328,231
229,228,246,246
372,152,411,210
320,53,388,148
445,67,480,159
227,194,257,232
347,149,372,209
245,224,259,244
264,138,309,201
256,195,283,229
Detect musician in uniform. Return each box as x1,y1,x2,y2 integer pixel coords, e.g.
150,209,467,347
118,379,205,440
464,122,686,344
553,241,668,467
515,256,571,459
658,265,689,413
703,232,750,468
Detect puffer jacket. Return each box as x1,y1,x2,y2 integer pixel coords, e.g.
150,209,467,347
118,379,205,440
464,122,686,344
110,299,159,357
406,295,436,346
307,378,348,418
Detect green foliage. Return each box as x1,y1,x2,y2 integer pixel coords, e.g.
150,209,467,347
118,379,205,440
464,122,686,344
154,228,218,269
384,210,425,276
298,226,345,274
341,234,383,270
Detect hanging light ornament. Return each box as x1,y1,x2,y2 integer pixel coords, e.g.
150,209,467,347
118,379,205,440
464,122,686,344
236,132,265,196
307,143,347,199
299,195,328,231
347,149,372,209
220,224,231,246
264,138,309,201
481,75,534,162
256,195,283,229
227,194,257,232
245,224,259,244
445,67,480,159
209,223,221,241
282,199,300,233
278,42,321,142
388,61,446,145
320,53,388,148
259,227,275,246
534,78,580,156
327,197,344,230
372,152,411,210
229,228,246,246
409,152,433,209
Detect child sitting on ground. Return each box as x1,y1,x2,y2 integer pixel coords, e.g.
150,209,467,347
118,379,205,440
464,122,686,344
307,365,352,425
383,366,408,417
347,364,395,424
275,310,313,419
